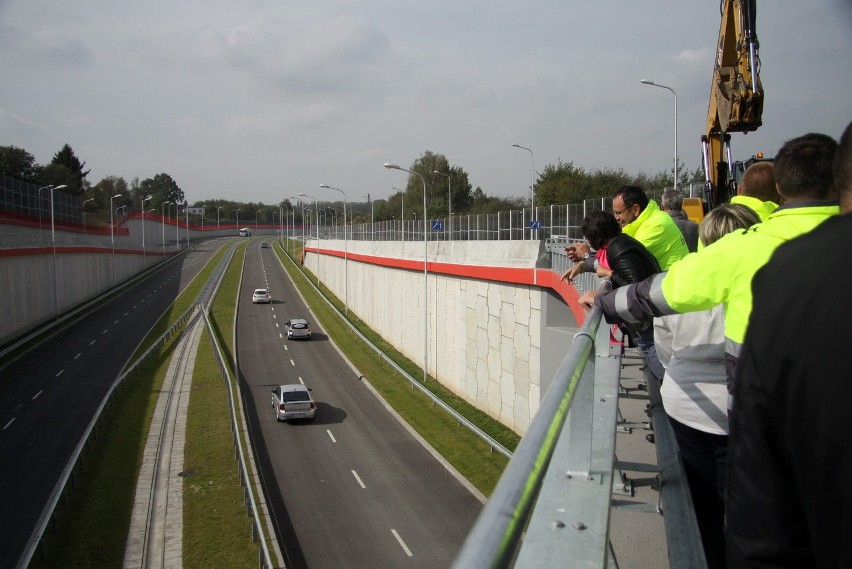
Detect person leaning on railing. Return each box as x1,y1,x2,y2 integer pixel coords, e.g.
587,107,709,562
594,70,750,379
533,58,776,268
652,203,760,569
561,209,664,380
566,185,689,270
577,131,840,408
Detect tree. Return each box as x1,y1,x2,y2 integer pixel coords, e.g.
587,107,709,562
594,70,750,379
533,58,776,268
51,144,90,196
139,173,184,211
0,145,41,182
91,176,130,214
404,151,474,219
40,163,77,191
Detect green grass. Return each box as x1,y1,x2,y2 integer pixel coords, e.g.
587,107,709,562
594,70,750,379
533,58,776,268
182,331,258,568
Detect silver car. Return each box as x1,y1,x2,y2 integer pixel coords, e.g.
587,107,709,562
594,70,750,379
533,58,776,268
271,384,317,422
252,288,271,304
286,318,311,340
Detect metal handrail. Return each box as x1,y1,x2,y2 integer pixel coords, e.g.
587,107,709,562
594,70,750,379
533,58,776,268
451,280,611,568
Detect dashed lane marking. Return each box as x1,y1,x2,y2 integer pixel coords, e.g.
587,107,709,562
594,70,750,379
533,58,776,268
392,530,413,557
351,470,366,489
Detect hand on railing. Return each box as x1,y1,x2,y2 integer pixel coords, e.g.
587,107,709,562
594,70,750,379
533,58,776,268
565,242,591,262
577,289,599,310
561,263,583,284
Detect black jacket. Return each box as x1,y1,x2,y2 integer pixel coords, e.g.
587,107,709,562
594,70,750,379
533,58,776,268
602,233,661,335
605,233,662,288
726,214,852,568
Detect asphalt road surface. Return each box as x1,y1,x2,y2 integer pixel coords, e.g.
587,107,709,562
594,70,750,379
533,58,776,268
237,243,483,569
0,239,225,568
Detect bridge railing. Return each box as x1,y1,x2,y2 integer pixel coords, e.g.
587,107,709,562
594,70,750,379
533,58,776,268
452,276,708,569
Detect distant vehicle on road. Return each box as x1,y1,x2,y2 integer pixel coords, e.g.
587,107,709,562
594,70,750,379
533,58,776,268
240,227,251,237
271,384,317,421
260,241,269,248
285,318,312,340
252,288,271,304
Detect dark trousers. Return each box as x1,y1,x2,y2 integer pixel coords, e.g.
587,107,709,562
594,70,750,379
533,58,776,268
668,416,729,569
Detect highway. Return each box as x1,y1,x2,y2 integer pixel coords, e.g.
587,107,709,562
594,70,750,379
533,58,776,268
237,242,483,569
0,239,224,568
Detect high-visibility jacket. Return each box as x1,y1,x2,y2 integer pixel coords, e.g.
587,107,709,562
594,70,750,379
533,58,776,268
621,199,688,270
597,202,840,386
731,195,778,221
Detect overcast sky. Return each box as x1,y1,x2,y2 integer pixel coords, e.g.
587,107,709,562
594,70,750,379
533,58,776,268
2,0,850,206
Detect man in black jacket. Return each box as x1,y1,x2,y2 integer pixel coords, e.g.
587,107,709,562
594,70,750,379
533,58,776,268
725,120,852,568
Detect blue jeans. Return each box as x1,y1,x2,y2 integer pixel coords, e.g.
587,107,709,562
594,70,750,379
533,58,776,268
633,326,665,381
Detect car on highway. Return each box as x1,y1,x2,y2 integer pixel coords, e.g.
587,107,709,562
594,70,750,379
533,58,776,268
260,241,269,248
252,288,271,304
285,318,312,340
240,227,252,237
271,384,317,422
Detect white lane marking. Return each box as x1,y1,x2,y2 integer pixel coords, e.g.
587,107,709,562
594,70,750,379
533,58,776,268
89,340,96,346
3,418,14,430
102,329,109,334
279,333,283,339
124,312,129,317
275,323,279,329
290,359,295,366
273,315,276,319
33,390,43,400
56,369,64,378
392,530,413,557
298,377,304,384
351,470,366,489
327,430,337,443
74,353,82,360
114,320,119,324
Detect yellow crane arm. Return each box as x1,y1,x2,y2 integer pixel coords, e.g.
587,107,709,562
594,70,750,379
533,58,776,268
702,0,763,208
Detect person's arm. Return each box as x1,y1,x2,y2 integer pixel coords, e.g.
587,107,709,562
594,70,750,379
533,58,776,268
565,242,591,262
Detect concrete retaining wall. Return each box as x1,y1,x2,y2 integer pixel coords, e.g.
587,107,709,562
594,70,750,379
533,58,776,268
302,238,582,435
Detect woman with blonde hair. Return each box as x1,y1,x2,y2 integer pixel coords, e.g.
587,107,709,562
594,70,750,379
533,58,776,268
654,203,760,569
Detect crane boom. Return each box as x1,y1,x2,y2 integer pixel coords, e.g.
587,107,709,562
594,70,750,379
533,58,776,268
702,0,763,208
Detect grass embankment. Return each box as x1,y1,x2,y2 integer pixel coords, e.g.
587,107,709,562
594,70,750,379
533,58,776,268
31,242,259,568
274,239,519,494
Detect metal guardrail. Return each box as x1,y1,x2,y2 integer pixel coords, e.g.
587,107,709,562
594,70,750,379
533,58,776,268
452,280,613,568
275,239,513,459
451,277,708,568
201,310,275,569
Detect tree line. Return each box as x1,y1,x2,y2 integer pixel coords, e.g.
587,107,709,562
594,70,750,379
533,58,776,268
1,143,701,226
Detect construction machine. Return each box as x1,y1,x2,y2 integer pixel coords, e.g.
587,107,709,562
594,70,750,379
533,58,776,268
701,0,764,209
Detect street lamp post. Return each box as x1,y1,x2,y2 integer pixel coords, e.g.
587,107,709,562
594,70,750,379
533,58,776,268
511,143,535,240
256,209,260,230
236,209,240,233
184,202,189,247
320,184,349,314
384,163,429,384
433,171,451,240
82,197,95,234
217,206,223,230
641,79,678,191
162,201,172,250
110,194,122,287
175,202,181,249
38,185,53,231
299,194,321,285
141,194,152,258
49,184,68,317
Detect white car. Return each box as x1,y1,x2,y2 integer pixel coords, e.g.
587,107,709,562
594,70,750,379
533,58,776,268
286,318,311,340
252,288,271,304
271,384,317,422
